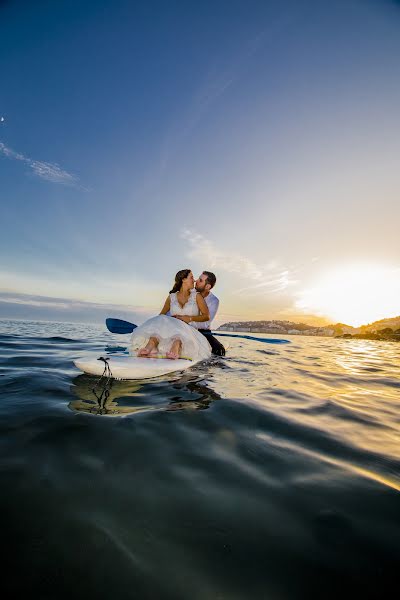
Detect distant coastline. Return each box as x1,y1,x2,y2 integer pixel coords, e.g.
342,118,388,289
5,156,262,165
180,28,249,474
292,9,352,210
217,316,400,341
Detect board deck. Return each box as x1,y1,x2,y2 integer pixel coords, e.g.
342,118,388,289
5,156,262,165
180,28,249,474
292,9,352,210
74,354,197,379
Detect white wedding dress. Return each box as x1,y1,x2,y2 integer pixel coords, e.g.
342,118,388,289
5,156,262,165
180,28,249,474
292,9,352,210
130,289,211,361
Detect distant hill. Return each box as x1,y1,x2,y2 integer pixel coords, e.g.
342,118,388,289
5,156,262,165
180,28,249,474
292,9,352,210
217,319,335,336
359,315,400,333
217,316,400,338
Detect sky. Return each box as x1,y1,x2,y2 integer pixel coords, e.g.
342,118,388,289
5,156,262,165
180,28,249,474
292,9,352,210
1,0,400,327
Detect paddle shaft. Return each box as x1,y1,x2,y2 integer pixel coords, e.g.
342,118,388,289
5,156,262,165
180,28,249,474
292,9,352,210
105,318,290,344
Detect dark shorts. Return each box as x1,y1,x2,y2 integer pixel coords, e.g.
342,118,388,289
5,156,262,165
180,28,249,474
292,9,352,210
197,330,226,356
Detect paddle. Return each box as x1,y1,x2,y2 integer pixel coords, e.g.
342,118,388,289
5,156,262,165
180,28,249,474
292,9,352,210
106,318,137,334
106,318,290,344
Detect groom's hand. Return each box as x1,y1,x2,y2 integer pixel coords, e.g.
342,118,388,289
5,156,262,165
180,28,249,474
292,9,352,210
173,315,191,323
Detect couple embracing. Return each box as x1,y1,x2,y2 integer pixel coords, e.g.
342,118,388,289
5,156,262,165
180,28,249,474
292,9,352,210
131,269,225,361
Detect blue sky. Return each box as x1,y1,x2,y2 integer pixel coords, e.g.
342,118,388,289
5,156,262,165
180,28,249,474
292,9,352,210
1,0,400,326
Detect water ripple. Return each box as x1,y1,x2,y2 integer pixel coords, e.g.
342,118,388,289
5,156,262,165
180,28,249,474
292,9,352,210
0,319,399,598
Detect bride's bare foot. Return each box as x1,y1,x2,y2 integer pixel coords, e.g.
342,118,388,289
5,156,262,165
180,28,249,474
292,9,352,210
138,347,150,357
166,339,182,360
137,337,159,358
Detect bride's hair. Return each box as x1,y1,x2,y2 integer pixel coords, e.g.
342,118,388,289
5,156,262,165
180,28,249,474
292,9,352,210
170,269,191,294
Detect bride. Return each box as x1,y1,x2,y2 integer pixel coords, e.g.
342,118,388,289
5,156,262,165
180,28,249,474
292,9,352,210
130,269,212,361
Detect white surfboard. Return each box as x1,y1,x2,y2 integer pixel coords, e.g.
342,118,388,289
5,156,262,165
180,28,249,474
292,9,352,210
74,353,198,380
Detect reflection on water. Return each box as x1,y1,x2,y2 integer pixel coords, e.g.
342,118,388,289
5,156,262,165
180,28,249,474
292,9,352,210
70,372,221,416
165,372,222,411
70,375,145,416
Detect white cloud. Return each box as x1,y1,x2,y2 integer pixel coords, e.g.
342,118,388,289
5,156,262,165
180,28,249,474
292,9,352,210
0,291,151,312
0,294,71,310
0,141,80,186
181,228,296,296
157,31,273,176
0,291,155,324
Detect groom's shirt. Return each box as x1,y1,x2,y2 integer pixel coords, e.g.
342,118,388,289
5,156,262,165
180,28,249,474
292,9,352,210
191,292,219,331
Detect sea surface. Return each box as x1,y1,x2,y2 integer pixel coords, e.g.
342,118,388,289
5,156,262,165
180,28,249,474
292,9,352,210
0,319,399,599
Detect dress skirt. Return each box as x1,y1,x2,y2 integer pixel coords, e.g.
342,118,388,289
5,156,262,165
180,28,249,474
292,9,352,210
130,315,211,361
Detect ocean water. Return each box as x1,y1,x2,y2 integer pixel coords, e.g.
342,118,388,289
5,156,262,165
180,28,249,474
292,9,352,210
0,319,399,599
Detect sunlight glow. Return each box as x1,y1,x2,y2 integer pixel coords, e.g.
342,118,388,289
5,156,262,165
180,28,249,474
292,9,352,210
295,264,400,326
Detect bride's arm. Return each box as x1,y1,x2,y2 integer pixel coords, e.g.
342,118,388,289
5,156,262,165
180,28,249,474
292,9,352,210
174,294,210,323
160,296,171,315
193,294,210,322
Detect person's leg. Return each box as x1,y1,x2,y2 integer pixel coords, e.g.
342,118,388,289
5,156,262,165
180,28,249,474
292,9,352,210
209,334,225,356
138,336,159,357
198,331,225,356
166,338,182,359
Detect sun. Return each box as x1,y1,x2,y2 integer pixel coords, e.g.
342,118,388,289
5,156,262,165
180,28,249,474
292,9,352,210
296,264,400,327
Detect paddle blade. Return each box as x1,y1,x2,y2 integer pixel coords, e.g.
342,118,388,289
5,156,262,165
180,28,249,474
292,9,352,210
106,318,137,334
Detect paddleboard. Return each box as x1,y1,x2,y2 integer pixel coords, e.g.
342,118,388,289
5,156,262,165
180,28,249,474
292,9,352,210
74,354,198,380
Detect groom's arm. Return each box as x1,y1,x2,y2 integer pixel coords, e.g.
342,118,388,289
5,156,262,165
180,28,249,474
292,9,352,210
207,296,219,325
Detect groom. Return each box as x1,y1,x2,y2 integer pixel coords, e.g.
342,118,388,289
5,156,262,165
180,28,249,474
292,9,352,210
191,271,225,356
